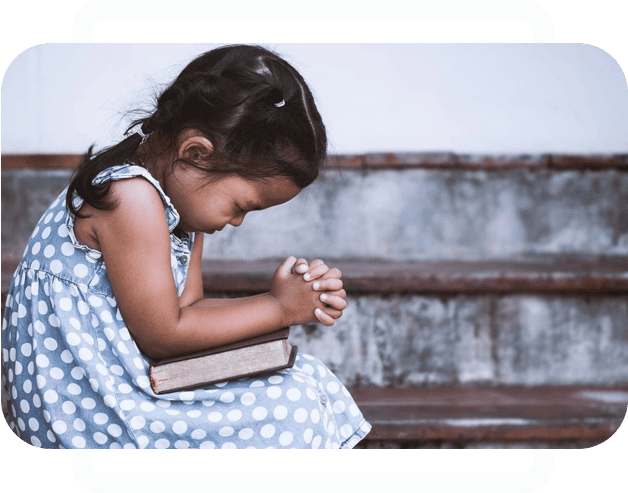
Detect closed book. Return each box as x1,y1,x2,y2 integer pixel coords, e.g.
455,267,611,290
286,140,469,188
149,327,296,394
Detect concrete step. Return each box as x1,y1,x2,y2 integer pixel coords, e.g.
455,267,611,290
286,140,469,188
351,385,628,448
3,153,628,262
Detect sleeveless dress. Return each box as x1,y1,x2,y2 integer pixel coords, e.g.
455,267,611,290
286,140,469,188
1,164,371,449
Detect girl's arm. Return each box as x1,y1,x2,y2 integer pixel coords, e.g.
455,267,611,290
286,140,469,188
94,178,343,359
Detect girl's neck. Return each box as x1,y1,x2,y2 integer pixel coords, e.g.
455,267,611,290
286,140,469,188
133,136,174,191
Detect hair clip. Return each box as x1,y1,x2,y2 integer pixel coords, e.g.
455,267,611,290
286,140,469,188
136,127,150,144
274,100,286,108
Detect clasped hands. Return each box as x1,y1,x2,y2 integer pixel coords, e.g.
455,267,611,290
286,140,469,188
271,256,347,327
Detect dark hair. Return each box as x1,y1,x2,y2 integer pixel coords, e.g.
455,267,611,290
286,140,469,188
66,44,327,217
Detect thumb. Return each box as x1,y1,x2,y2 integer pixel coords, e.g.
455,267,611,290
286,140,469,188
275,256,297,278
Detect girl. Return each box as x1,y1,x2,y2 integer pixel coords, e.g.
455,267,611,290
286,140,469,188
2,45,371,449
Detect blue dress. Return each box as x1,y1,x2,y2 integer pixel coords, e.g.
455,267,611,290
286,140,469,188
1,164,371,449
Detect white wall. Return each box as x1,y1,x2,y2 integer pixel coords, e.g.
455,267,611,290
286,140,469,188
2,43,627,155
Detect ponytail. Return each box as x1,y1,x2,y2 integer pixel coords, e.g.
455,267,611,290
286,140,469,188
65,129,144,218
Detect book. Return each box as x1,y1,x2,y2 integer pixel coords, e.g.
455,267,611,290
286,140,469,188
149,327,297,394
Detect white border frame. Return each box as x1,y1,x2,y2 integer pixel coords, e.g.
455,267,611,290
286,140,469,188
72,0,554,493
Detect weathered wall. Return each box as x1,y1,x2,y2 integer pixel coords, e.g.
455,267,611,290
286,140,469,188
289,294,628,387
5,167,628,262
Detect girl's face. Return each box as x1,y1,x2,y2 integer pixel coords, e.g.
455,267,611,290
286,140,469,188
163,165,302,234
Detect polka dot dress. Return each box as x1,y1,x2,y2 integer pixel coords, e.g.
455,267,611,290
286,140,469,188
1,164,371,449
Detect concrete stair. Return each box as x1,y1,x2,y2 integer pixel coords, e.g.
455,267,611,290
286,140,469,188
2,152,628,447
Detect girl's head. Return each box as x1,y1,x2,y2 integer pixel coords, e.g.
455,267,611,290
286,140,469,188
67,45,327,216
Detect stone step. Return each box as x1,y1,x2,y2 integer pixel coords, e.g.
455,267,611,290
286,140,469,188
351,385,628,448
3,153,628,262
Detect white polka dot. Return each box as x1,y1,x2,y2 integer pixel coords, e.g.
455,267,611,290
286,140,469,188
94,413,108,425
35,354,50,368
94,432,108,445
82,398,96,409
178,391,195,401
117,341,129,354
273,405,288,420
287,388,301,401
120,399,136,411
191,429,206,440
200,441,215,449
59,298,73,311
237,428,253,440
219,426,234,437
49,367,64,379
332,400,346,414
28,362,34,375
306,388,317,400
252,406,267,420
311,435,322,449
67,383,82,396
110,443,122,449
130,416,146,430
74,264,88,278
171,420,187,434
118,327,131,341
108,424,122,437
136,376,150,389
302,364,314,375
174,440,189,449
219,392,235,403
164,408,180,416
103,327,115,341
317,365,328,377
46,430,56,443
60,242,75,256
101,311,113,323
29,437,41,448
71,367,85,380
74,418,86,431
52,420,67,434
250,380,265,387
303,428,313,443
50,260,63,274
279,431,294,446
156,400,171,408
20,343,32,357
78,348,93,361
17,418,25,431
267,386,282,399
49,314,61,328
89,378,99,392
31,242,41,255
36,375,46,389
44,212,53,224
326,381,340,394
29,418,40,432
38,300,49,315
340,424,353,439
294,408,308,423
23,379,32,393
207,412,222,423
268,375,284,384
20,400,30,413
227,410,242,422
154,438,170,449
186,410,201,419
260,424,275,438
140,402,155,412
43,338,58,351
150,421,165,433
349,403,360,417
327,421,336,435
116,383,132,394
60,350,73,363
43,389,58,403
42,226,51,239
77,301,90,315
72,436,86,448
43,245,56,258
240,392,256,406
310,409,321,424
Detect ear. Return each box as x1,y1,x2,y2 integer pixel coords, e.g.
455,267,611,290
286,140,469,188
177,128,214,163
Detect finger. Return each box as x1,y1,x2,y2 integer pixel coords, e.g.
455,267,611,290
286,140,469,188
319,293,347,311
314,308,336,326
312,279,343,291
293,258,309,274
276,256,297,277
318,306,343,319
320,267,342,280
303,263,329,281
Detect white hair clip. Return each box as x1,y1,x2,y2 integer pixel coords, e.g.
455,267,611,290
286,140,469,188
274,99,286,108
136,127,150,143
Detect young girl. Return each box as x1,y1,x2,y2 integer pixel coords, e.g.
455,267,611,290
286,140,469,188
2,45,371,449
